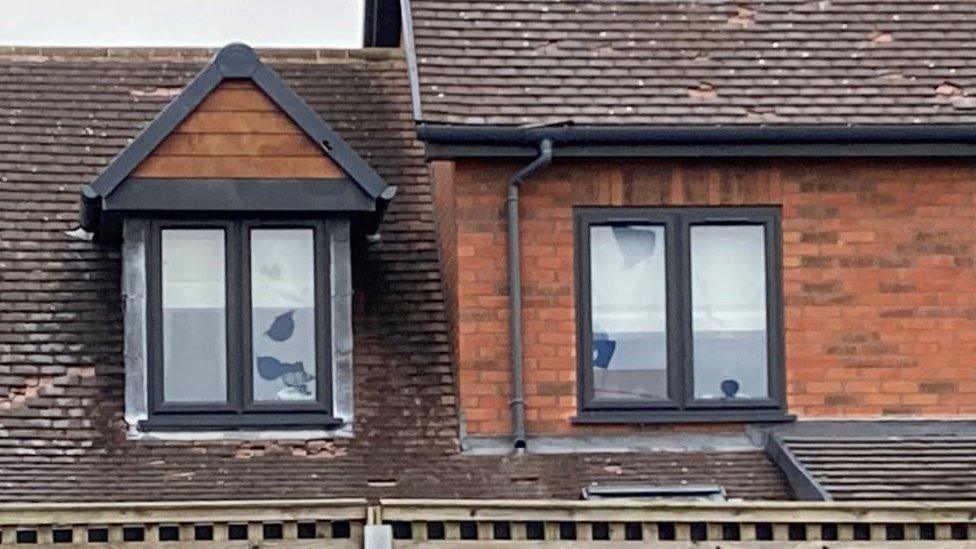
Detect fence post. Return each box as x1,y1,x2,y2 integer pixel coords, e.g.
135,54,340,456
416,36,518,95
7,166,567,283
364,505,392,549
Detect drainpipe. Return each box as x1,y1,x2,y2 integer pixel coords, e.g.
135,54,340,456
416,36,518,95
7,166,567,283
507,138,553,453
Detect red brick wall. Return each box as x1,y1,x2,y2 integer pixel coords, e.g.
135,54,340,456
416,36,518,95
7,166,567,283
431,157,976,436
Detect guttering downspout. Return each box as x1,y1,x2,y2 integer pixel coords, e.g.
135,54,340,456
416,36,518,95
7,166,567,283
507,138,553,453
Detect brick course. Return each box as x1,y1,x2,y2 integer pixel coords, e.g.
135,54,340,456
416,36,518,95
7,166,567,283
435,158,976,436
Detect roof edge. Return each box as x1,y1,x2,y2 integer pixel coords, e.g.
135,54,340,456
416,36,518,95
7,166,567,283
417,122,976,158
764,435,832,502
89,43,388,201
400,0,423,121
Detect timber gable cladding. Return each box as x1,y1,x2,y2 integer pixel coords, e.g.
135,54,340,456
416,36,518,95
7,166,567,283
81,43,392,242
131,80,345,179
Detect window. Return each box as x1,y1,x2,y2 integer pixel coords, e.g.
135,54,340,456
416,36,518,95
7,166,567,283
575,207,785,422
144,219,339,430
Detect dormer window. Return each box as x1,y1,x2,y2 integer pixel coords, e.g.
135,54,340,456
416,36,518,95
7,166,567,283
144,220,337,429
79,44,394,434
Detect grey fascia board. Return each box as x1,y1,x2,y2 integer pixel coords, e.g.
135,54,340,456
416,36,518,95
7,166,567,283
251,64,389,200
89,43,389,203
89,63,221,197
104,178,376,213
764,434,832,502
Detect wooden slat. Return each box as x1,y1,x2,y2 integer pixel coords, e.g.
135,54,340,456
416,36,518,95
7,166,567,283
0,499,367,526
131,155,344,178
391,543,976,548
24,542,353,548
151,134,323,158
174,112,303,134
196,86,278,112
379,499,976,524
411,521,426,541
608,522,625,541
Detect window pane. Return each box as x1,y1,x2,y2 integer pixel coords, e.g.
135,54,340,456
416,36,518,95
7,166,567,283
691,225,769,400
251,229,317,402
589,224,668,401
161,229,227,402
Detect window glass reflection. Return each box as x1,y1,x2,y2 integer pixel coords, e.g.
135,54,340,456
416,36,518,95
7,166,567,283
590,225,668,401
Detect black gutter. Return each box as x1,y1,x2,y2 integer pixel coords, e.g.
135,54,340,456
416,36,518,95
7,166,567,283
417,123,976,158
508,138,553,453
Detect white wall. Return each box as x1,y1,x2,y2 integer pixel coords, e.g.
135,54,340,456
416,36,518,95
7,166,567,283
0,0,364,48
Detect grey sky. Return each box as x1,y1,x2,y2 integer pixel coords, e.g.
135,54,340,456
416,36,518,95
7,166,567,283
0,0,364,48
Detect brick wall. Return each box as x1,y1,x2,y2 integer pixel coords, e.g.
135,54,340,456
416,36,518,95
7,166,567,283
432,157,976,436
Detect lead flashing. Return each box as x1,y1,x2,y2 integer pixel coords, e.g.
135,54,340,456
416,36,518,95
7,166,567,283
462,434,761,456
764,434,832,502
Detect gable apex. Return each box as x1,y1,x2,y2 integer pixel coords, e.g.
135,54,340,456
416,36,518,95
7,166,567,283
81,43,393,236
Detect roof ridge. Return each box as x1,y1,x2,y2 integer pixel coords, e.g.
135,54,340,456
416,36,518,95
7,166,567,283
0,46,404,64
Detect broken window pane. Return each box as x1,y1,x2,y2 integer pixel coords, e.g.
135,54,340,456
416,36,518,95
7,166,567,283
161,229,228,402
251,229,317,402
589,225,668,401
691,225,769,400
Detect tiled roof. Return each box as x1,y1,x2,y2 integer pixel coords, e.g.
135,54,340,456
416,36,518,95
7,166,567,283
782,436,976,501
0,47,789,502
408,0,976,125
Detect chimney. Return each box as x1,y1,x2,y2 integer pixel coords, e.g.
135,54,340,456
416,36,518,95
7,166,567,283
363,0,402,47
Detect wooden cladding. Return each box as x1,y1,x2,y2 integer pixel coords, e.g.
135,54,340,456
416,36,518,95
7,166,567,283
132,80,344,179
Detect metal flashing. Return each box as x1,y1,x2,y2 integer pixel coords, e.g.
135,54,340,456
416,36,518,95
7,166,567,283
583,484,727,501
764,434,832,502
399,0,423,122
461,434,761,456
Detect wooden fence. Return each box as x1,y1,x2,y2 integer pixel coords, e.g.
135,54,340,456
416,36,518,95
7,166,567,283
0,499,366,547
4,498,976,547
378,499,976,547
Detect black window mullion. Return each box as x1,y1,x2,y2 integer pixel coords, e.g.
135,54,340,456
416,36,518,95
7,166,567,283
314,221,333,410
240,221,256,412
673,214,694,410
228,221,246,413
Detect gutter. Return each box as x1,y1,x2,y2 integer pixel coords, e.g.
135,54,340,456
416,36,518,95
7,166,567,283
417,123,976,158
507,138,553,453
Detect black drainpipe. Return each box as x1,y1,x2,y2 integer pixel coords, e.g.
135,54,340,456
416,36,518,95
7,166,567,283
507,138,553,453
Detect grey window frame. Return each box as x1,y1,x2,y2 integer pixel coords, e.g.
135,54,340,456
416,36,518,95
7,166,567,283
574,207,788,424
142,217,339,430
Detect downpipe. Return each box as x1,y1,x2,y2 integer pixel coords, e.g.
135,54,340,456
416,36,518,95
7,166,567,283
507,138,553,453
